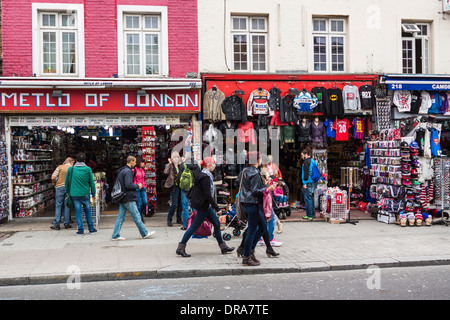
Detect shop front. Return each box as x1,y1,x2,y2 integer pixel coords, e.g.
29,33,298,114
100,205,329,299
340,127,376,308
367,74,450,226
200,73,379,220
0,78,201,224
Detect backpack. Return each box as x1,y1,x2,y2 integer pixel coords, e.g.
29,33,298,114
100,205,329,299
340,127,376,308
111,171,126,203
179,163,193,191
311,160,321,182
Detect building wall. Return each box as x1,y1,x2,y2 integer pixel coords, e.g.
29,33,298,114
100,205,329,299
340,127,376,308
198,0,450,75
1,0,198,78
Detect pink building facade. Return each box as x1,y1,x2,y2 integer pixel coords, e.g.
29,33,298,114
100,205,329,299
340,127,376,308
2,0,199,79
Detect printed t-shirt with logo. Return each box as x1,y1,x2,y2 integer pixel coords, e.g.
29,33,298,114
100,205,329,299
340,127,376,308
352,117,364,140
323,118,335,138
393,90,411,112
332,118,351,141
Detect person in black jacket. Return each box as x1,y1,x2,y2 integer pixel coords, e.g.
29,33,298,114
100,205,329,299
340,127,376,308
111,156,155,241
176,157,234,257
237,151,276,266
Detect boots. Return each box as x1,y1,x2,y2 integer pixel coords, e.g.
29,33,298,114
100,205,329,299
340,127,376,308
242,256,260,267
176,242,191,257
219,242,235,254
251,250,260,264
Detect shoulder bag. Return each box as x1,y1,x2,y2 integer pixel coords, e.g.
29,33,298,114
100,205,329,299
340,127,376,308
64,166,75,209
235,169,247,221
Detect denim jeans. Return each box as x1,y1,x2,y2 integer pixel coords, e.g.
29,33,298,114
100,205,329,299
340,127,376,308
275,195,287,203
112,201,149,239
303,182,317,218
53,186,71,227
243,204,267,257
72,195,95,233
136,187,148,217
267,211,276,241
167,186,189,227
180,206,223,245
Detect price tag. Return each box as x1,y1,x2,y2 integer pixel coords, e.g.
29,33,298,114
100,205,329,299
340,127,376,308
336,193,343,204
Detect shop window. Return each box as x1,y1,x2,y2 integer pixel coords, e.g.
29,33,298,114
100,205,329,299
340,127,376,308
39,12,78,75
124,14,161,76
231,16,267,72
312,18,346,72
402,22,430,74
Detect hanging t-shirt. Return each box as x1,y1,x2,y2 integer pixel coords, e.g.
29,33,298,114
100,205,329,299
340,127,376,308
323,118,336,138
428,92,441,114
419,91,432,114
359,84,376,110
409,91,422,114
333,118,351,141
352,117,364,140
430,128,441,157
393,90,411,112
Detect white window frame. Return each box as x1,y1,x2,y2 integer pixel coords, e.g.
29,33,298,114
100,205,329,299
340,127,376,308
231,16,268,73
401,22,431,74
32,3,85,78
312,18,346,73
117,5,168,78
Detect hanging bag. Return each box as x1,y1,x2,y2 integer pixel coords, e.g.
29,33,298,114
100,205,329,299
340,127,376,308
64,166,75,209
263,189,273,220
235,169,248,221
186,210,213,237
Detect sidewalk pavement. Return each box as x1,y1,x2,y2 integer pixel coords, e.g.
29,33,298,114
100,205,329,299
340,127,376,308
0,211,450,286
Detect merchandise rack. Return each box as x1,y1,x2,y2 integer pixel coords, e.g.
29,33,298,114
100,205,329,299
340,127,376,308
320,188,349,223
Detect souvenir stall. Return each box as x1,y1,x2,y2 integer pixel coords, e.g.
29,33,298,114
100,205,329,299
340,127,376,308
365,74,450,226
201,73,379,215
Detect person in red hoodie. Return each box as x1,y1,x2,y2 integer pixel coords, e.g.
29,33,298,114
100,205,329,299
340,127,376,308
133,157,148,222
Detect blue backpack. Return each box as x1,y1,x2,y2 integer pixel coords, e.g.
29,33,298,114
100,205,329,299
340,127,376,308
310,160,321,182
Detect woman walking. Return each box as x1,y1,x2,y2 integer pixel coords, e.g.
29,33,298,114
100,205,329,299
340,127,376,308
133,157,148,222
176,157,234,257
237,151,276,266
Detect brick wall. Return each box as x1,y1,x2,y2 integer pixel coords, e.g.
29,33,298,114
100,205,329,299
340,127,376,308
1,0,198,78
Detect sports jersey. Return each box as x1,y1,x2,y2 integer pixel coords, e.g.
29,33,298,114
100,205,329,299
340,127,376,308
352,117,364,140
323,118,335,138
393,90,411,112
293,90,318,112
333,118,351,141
247,88,273,116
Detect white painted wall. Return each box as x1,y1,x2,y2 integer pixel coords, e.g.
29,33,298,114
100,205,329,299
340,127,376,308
198,0,450,75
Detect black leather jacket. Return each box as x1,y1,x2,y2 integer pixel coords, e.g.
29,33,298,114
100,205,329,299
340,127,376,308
235,166,266,205
221,95,247,122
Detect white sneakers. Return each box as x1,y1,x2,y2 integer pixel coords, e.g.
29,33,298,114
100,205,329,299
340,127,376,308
257,238,283,247
111,230,155,241
143,231,156,239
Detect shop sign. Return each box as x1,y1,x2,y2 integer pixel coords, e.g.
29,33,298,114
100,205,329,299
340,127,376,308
0,89,199,113
336,193,344,204
8,115,181,127
388,82,450,91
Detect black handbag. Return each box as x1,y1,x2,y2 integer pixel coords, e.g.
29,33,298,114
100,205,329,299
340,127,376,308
64,167,75,209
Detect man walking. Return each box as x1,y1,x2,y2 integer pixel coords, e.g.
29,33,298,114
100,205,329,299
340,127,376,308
112,156,155,240
66,153,97,235
301,148,318,221
51,157,75,230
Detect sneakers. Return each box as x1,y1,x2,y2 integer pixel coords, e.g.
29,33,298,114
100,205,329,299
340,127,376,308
257,239,265,246
302,215,313,221
111,236,126,241
270,239,283,247
143,231,155,239
89,228,98,234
